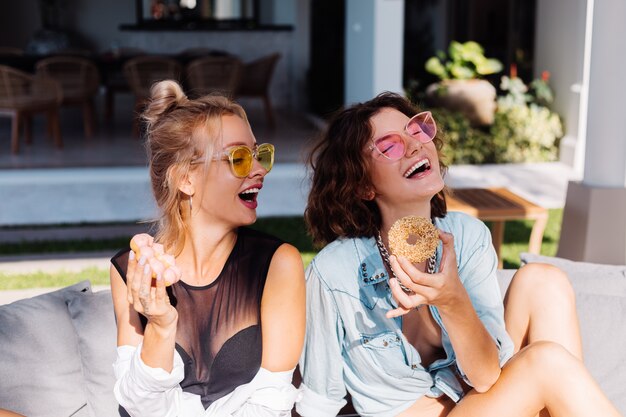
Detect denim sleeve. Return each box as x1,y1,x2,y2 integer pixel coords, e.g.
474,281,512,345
455,222,514,382
296,261,348,417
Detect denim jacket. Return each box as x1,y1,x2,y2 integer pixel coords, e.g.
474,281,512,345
296,212,514,417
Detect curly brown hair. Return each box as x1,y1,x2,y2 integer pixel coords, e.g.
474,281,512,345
305,92,448,247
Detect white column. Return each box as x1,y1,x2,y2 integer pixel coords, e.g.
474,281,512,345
534,0,587,173
214,0,237,19
557,0,626,264
344,0,405,105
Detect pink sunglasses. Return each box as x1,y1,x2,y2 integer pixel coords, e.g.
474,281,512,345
368,111,437,161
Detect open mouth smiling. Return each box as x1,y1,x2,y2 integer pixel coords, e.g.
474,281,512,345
404,158,431,179
238,187,260,202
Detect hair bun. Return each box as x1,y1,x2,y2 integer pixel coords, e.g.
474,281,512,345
142,80,188,127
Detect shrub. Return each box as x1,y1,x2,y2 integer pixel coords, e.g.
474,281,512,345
490,102,562,163
432,108,492,165
429,73,563,164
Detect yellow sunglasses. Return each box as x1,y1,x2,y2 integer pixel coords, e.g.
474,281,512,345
192,143,275,178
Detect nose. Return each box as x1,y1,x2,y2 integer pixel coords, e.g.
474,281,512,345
403,132,422,157
248,156,267,178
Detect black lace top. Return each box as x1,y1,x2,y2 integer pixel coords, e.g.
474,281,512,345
111,227,283,409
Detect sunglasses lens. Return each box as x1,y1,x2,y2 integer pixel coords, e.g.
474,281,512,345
374,135,405,160
257,144,274,173
230,147,252,177
407,112,437,143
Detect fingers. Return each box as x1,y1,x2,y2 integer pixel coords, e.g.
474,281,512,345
386,305,412,318
390,255,431,288
438,230,457,273
137,263,153,310
155,272,168,305
129,255,146,305
387,277,426,315
126,249,137,304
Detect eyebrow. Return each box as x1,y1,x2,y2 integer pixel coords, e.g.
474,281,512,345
373,133,398,142
222,141,258,148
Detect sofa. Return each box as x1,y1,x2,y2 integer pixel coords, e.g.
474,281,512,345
0,253,625,417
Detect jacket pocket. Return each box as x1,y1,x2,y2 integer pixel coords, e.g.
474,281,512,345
360,331,416,378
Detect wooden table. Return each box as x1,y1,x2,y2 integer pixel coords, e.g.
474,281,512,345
446,187,549,268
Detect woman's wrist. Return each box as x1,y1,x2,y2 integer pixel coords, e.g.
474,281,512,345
436,289,472,317
146,310,179,338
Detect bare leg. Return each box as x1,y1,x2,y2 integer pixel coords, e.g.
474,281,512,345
503,263,582,359
449,342,621,417
502,263,584,417
0,409,26,417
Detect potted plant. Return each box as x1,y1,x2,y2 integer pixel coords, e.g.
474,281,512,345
424,41,503,126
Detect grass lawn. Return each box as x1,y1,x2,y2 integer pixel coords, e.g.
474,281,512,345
0,210,562,290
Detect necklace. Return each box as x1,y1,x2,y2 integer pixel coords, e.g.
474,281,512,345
376,231,437,294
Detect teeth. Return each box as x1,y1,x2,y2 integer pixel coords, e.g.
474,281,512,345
404,159,430,178
240,188,260,194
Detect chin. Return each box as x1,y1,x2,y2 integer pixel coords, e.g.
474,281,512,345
240,213,257,226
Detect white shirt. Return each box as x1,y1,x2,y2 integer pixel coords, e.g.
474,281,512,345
113,344,301,417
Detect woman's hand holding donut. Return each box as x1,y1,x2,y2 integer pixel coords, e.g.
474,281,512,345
126,247,178,329
127,233,181,328
386,230,466,318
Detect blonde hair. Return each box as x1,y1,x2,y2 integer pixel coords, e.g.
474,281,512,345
142,79,248,255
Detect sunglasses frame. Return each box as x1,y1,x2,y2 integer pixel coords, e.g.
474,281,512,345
191,142,275,178
368,111,437,161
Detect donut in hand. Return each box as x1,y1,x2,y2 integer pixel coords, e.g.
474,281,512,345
388,216,439,263
130,233,181,286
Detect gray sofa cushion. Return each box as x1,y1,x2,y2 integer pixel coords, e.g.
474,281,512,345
519,253,626,415
0,281,92,417
67,289,119,417
520,252,626,297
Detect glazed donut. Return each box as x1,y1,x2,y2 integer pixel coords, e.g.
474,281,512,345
388,216,439,263
130,233,182,286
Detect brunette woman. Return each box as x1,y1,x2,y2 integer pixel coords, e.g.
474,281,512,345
297,92,621,417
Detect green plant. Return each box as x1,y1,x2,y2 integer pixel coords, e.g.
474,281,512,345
432,108,493,165
430,71,563,164
490,74,563,163
425,41,503,81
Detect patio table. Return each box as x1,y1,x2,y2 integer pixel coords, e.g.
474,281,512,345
446,187,549,268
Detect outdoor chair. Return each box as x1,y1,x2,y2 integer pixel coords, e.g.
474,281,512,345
35,55,101,138
123,55,182,137
176,47,226,63
236,53,280,128
0,65,63,154
185,56,242,99
101,47,145,123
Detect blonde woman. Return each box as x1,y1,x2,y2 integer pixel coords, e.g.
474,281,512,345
110,80,305,416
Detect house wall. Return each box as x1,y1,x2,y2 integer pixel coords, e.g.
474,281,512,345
1,0,42,49
345,0,404,105
1,0,307,110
